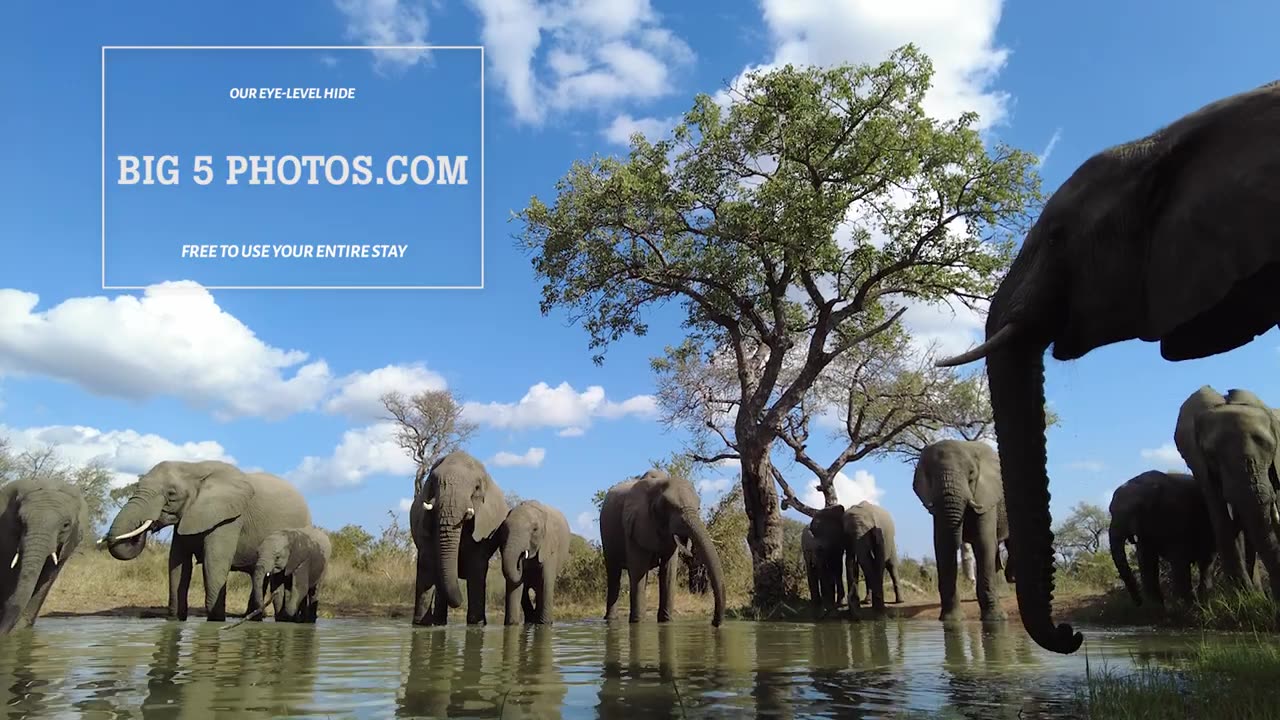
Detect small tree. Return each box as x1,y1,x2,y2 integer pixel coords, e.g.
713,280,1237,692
381,389,479,496
1054,502,1110,569
519,45,1043,604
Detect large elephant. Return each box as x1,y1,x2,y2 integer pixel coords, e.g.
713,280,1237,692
801,510,846,618
933,79,1280,653
1174,386,1278,598
252,526,331,622
499,499,571,625
600,469,725,626
409,450,507,626
843,501,903,615
913,439,1013,622
0,478,90,633
1108,469,1215,607
101,460,311,621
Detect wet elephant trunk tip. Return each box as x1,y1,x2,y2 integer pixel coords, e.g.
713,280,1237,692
686,515,725,627
988,345,1083,655
105,495,160,561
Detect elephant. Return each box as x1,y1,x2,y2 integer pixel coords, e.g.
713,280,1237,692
408,450,507,626
1175,385,1279,598
100,460,312,622
252,526,331,622
600,469,725,626
913,439,1014,622
843,500,903,615
0,477,90,633
499,499,571,625
934,79,1280,653
1108,469,1215,607
801,518,845,618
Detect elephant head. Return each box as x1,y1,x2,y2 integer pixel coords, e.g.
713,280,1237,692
101,460,254,560
252,530,299,616
1107,472,1161,605
805,504,847,607
625,470,725,626
500,501,557,585
0,479,88,633
913,440,1002,529
934,81,1280,653
419,451,507,609
1193,390,1280,551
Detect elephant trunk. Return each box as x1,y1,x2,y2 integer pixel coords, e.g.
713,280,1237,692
1110,524,1141,605
104,492,163,561
987,343,1083,654
252,563,270,616
435,519,464,609
937,481,969,530
502,531,529,585
684,512,725,627
0,531,56,633
1227,464,1280,582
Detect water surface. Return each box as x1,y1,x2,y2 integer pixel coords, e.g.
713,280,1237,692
0,617,1235,718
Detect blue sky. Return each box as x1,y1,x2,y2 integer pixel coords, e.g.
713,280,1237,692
2,0,1279,560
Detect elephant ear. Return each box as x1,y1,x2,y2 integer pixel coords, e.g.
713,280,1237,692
970,442,1002,514
470,472,507,542
912,459,932,512
283,535,308,575
0,482,16,520
177,467,255,536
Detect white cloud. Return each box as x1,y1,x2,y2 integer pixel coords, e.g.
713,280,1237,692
900,296,988,360
603,113,676,146
0,423,235,488
0,282,332,421
462,381,656,431
397,497,414,513
1037,128,1063,167
489,447,547,467
1140,443,1188,471
468,0,694,125
287,422,416,490
695,476,732,498
799,469,884,510
572,509,599,541
749,0,1011,131
333,0,431,69
324,363,448,420
558,427,586,438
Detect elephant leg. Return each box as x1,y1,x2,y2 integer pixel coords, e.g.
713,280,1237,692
537,563,557,624
887,561,903,604
604,559,623,622
1196,557,1213,602
270,578,286,620
656,555,676,622
465,567,488,626
1203,484,1253,589
1137,543,1163,607
934,521,963,622
626,554,649,623
200,525,238,622
505,578,523,626
971,511,1005,621
805,561,821,617
1168,556,1194,605
413,550,435,626
1244,535,1258,585
284,568,308,620
846,551,861,612
167,543,192,621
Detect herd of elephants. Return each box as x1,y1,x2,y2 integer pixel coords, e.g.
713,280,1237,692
0,77,1278,673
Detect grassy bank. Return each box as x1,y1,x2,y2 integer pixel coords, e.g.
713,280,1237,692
1076,640,1280,719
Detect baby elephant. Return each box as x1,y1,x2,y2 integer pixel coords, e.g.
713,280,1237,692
252,527,331,623
499,500,571,625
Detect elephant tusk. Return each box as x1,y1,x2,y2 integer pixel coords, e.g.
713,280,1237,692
51,551,58,566
934,323,1020,368
9,552,17,569
1272,503,1280,527
1226,503,1235,523
465,507,475,519
110,520,153,542
423,500,435,511
520,550,527,560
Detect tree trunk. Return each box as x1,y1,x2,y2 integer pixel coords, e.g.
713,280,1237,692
738,437,785,607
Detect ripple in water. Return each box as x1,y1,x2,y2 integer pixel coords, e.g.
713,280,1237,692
0,617,1222,718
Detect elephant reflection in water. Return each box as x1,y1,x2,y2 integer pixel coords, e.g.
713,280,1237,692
597,623,686,719
397,628,501,717
139,621,320,719
940,622,1043,719
499,625,567,718
0,630,52,715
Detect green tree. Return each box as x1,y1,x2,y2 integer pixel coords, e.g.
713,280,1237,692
0,443,117,530
1054,502,1110,569
517,44,1042,604
381,389,479,497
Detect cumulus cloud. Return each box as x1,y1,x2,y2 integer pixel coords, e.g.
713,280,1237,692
1140,443,1188,471
462,381,656,431
558,427,585,438
749,0,1011,130
324,363,448,420
572,509,599,542
397,497,414,513
602,113,677,146
333,0,431,69
799,469,884,510
0,282,332,421
468,0,694,124
286,422,416,490
490,447,547,468
0,423,235,487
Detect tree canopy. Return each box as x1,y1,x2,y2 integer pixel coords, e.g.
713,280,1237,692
381,389,479,496
517,44,1044,604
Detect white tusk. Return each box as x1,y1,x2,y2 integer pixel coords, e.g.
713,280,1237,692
1272,503,1279,526
10,552,17,569
465,507,475,519
110,520,153,542
520,550,527,560
51,551,58,566
934,323,1020,368
1226,504,1235,522
423,500,434,511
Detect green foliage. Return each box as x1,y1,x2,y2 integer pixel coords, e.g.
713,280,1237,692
1055,502,1111,569
556,533,607,602
327,524,376,563
591,489,606,511
0,440,120,532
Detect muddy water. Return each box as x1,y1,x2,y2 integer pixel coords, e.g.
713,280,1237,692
0,617,1231,718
